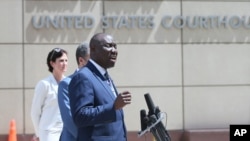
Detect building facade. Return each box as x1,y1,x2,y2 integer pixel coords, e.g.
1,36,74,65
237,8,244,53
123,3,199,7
0,0,250,141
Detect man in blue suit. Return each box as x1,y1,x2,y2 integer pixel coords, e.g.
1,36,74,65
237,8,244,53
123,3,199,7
58,42,90,141
69,33,132,141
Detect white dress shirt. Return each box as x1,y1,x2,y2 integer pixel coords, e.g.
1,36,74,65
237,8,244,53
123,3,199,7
31,74,64,141
89,59,116,97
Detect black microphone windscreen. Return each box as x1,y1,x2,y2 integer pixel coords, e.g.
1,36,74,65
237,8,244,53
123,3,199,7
144,93,156,115
140,109,147,131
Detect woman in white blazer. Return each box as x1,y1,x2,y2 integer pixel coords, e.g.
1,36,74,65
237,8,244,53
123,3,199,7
31,48,68,141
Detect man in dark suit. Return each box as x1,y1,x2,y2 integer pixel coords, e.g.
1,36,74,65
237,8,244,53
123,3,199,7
58,42,90,141
69,33,132,141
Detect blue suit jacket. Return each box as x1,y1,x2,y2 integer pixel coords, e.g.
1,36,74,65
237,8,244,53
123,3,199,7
68,61,127,141
58,72,78,141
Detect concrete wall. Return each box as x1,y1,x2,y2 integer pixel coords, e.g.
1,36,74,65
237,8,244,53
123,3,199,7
0,0,249,140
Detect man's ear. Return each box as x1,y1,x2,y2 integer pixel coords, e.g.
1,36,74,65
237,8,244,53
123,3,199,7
79,57,88,66
90,45,96,52
79,57,84,64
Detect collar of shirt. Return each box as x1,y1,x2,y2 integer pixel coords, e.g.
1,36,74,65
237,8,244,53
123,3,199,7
51,74,65,84
89,59,106,77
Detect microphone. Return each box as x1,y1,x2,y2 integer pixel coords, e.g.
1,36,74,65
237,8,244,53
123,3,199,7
144,93,156,116
140,109,147,131
149,114,166,141
140,93,171,141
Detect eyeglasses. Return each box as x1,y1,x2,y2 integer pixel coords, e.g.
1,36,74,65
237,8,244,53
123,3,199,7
50,48,61,61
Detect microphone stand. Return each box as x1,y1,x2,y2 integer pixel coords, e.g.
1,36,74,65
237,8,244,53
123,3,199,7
138,93,171,141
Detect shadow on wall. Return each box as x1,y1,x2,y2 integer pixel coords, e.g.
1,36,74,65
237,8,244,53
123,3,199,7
24,1,250,44
25,1,102,43
103,1,183,43
24,1,179,44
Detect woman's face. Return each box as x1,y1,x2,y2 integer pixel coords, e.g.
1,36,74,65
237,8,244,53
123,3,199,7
51,52,68,74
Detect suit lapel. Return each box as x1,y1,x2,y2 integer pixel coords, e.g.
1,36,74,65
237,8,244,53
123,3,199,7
86,62,116,99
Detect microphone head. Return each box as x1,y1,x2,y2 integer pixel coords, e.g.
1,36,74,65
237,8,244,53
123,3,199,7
140,109,147,131
155,106,161,117
144,93,156,115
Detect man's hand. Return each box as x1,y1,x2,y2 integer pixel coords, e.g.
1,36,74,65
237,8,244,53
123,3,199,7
114,91,132,110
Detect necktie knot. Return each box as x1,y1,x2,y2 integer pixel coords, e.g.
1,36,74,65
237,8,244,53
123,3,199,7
104,71,117,97
104,72,110,80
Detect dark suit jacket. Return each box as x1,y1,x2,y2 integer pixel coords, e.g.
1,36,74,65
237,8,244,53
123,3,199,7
68,61,127,141
58,71,78,141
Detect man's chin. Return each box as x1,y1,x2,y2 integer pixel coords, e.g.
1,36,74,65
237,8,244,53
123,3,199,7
107,63,116,68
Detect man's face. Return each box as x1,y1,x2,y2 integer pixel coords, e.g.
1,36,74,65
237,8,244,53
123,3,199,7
78,54,90,68
95,35,118,69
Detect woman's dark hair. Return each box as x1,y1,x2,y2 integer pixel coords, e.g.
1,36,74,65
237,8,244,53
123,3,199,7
46,48,67,73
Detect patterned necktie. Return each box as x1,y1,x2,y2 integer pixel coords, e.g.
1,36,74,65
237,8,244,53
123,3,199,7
104,72,110,83
104,72,116,97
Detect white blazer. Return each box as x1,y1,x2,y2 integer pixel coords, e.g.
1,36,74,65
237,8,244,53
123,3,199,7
31,75,64,138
